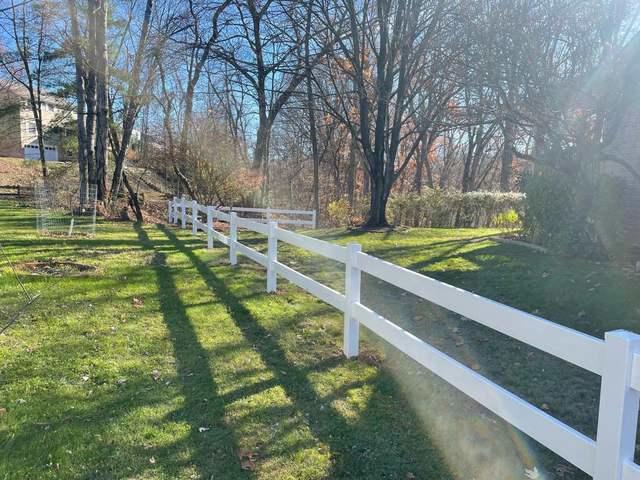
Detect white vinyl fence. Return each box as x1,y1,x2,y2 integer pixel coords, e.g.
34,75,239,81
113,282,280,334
216,205,316,228
168,196,640,480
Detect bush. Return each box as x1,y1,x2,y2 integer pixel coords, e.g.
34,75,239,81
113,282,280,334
326,198,351,227
494,209,521,230
521,169,624,259
387,189,525,228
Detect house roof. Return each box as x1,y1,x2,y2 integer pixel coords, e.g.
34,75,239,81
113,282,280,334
0,80,69,108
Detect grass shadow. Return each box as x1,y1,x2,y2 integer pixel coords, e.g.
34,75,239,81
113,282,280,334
157,224,450,479
135,224,245,479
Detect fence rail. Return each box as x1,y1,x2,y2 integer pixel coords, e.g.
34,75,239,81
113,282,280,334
168,196,640,480
0,185,33,199
216,205,316,228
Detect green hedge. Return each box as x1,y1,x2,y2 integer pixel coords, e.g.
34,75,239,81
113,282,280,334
522,169,624,260
387,190,525,228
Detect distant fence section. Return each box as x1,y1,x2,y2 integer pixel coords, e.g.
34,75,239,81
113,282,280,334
168,196,640,480
216,205,316,228
0,185,33,200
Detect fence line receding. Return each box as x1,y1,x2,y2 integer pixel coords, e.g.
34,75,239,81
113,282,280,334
168,196,640,480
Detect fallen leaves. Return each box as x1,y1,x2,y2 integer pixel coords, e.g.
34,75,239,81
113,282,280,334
132,297,144,308
237,450,258,471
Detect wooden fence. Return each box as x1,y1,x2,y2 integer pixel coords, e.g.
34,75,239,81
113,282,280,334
168,196,640,480
0,185,33,199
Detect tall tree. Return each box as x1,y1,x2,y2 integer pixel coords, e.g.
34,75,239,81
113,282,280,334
66,0,89,199
0,0,55,177
93,0,108,199
318,0,454,226
304,1,320,219
216,0,333,183
108,0,155,209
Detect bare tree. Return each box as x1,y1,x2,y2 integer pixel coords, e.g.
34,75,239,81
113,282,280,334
0,0,55,177
108,0,155,215
65,0,108,199
317,0,456,226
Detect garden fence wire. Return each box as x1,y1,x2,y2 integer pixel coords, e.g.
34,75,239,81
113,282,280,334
35,183,97,236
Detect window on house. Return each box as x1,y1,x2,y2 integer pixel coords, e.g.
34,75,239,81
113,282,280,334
27,121,37,134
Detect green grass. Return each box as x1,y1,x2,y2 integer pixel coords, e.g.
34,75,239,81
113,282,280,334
0,203,448,480
2,202,639,480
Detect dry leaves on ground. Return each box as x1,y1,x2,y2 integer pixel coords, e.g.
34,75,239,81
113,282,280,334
237,450,258,471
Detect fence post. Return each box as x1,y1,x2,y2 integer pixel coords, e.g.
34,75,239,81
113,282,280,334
207,206,214,249
266,207,271,222
172,196,178,223
267,221,278,292
181,195,187,229
167,200,172,223
593,330,640,480
312,210,317,229
343,243,362,358
229,212,238,265
192,200,198,235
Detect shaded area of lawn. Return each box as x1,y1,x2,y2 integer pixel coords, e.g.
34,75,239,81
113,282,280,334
0,202,449,479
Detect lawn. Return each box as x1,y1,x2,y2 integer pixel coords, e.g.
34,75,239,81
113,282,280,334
1,201,639,479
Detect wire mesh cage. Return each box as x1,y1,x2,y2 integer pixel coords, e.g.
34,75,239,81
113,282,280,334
35,183,97,236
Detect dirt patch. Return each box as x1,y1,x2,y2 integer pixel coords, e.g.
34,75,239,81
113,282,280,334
20,260,96,276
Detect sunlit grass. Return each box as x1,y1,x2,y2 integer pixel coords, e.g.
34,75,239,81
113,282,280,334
0,202,448,480
3,201,639,479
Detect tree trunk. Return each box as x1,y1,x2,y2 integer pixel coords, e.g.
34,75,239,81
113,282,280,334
94,0,108,200
365,167,389,228
29,101,47,178
305,3,320,222
110,0,154,204
424,145,434,189
253,117,270,170
346,135,357,207
413,143,425,192
67,0,88,203
85,0,97,186
122,171,143,222
500,120,514,191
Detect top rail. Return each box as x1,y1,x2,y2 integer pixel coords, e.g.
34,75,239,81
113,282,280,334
276,227,347,263
236,216,269,235
219,206,313,215
215,210,231,222
356,251,605,375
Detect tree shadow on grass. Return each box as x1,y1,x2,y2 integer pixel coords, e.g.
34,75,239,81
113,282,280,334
157,224,451,479
135,224,246,479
